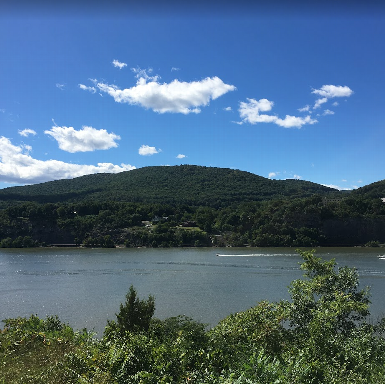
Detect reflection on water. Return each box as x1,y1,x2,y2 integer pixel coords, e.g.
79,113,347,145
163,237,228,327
1,247,385,337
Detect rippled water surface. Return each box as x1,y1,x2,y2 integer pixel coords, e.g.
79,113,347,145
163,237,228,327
1,247,385,336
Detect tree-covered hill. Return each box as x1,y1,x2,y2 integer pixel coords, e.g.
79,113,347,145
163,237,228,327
351,179,385,199
0,165,339,207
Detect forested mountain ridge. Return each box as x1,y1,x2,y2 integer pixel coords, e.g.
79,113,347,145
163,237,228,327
2,165,385,248
352,179,385,199
0,165,339,207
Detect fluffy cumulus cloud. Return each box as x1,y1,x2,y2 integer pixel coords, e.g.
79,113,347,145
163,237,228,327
176,154,186,159
44,126,120,153
275,115,317,128
238,98,317,128
312,85,353,98
238,84,352,128
138,145,161,156
239,98,276,123
94,74,236,114
0,136,135,185
18,129,37,137
312,85,353,109
112,59,127,69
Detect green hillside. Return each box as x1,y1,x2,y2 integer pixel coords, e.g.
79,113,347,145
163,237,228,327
0,165,338,207
351,179,385,199
2,166,385,248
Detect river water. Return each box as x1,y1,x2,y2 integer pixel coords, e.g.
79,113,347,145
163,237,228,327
1,247,385,337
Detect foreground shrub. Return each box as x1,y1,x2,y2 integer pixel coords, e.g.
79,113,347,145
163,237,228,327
0,315,96,384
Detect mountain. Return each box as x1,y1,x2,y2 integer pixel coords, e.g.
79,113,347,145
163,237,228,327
351,179,385,199
0,165,339,207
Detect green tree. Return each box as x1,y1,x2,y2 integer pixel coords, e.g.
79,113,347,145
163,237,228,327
113,285,155,335
289,249,370,335
282,249,383,383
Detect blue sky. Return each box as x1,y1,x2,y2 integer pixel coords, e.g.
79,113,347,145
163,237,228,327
1,1,384,191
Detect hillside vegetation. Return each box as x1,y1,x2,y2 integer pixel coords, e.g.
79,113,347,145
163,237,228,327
1,165,385,248
352,179,385,199
0,165,338,206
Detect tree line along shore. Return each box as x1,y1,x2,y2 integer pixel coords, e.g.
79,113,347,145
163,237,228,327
1,195,385,248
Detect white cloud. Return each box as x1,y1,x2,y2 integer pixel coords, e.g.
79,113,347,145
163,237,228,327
79,84,96,93
131,67,160,82
239,84,352,127
44,126,120,153
275,115,317,128
313,97,328,109
171,67,180,72
0,136,135,185
332,101,339,107
224,106,232,111
238,98,316,128
19,129,37,137
322,183,353,191
312,85,354,98
112,59,127,69
95,75,236,114
268,172,278,178
298,105,310,112
56,83,65,90
176,154,186,159
293,174,302,180
312,85,353,109
138,145,161,156
23,144,32,153
239,98,276,124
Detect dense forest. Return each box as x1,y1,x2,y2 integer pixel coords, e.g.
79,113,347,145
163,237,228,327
1,165,385,248
0,165,339,206
2,250,385,383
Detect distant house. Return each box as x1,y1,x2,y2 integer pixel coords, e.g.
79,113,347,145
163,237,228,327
152,216,168,223
181,221,197,227
322,197,343,206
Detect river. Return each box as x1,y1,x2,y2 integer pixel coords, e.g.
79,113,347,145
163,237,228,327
1,247,384,337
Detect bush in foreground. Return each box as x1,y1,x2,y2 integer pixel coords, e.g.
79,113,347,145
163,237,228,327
2,250,385,383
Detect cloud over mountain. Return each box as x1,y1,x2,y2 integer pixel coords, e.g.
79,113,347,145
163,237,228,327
93,75,236,114
0,136,135,185
238,84,352,128
138,145,161,156
238,98,317,128
44,126,120,153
